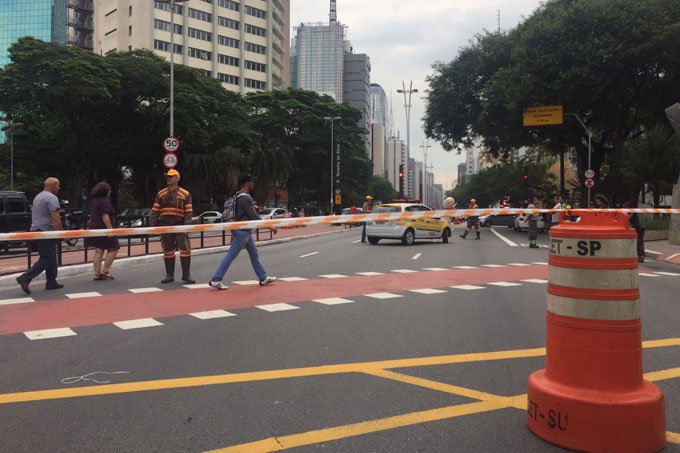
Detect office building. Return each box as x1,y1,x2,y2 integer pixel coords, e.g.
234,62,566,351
94,0,291,93
457,162,467,187
343,52,371,157
370,83,389,178
386,137,407,194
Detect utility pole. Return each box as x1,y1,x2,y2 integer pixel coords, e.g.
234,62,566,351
397,81,418,198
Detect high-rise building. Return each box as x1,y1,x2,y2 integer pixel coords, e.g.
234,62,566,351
0,0,68,67
290,21,345,101
343,52,370,157
68,0,94,50
386,137,406,193
94,0,291,93
457,162,467,187
370,83,389,177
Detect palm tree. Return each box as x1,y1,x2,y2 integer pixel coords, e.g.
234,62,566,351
621,125,680,207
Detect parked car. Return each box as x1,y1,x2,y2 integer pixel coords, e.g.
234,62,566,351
365,203,451,245
258,208,290,220
514,214,546,232
0,191,31,253
192,211,223,224
117,208,151,228
479,214,516,228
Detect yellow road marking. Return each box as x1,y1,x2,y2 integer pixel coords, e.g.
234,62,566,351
644,367,680,382
668,431,680,444
206,400,511,453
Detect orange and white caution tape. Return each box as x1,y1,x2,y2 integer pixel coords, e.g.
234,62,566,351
0,208,678,242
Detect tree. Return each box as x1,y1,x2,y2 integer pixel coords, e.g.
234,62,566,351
425,0,680,204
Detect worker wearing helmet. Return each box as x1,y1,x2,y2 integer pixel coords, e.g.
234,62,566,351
459,198,480,240
361,195,374,243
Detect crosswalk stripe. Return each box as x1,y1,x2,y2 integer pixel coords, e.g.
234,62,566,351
232,280,259,286
256,303,299,312
531,262,548,266
0,297,34,306
508,263,532,267
189,310,236,319
65,292,102,299
450,285,485,291
522,279,549,284
481,264,506,268
183,283,209,289
356,272,385,276
422,267,448,271
488,281,522,287
639,273,661,278
313,297,354,305
410,288,447,295
279,277,309,282
654,272,680,277
452,266,478,270
319,274,348,279
366,292,403,299
24,328,77,340
391,269,419,274
128,287,163,294
113,318,164,330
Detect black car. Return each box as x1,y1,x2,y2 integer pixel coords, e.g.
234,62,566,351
117,208,152,228
0,191,31,253
478,214,516,228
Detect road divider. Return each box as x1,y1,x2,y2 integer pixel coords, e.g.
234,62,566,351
1,208,678,242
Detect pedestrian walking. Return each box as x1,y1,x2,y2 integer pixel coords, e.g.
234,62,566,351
459,198,480,240
527,197,541,248
550,195,563,228
148,169,195,284
361,195,373,243
85,182,120,280
622,201,645,262
594,194,610,209
209,174,277,290
16,177,64,295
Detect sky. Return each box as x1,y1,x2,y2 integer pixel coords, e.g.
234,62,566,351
290,0,544,190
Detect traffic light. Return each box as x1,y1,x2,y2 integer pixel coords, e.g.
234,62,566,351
398,164,404,198
522,166,529,182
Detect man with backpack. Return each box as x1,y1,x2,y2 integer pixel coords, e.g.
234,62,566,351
209,174,277,290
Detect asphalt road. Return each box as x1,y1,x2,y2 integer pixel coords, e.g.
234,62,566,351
0,226,679,452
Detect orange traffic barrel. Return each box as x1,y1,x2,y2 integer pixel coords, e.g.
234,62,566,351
527,210,665,452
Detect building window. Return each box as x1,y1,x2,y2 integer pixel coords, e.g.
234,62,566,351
218,73,239,85
244,24,266,37
188,48,212,60
154,39,182,54
154,19,182,34
128,5,132,16
244,41,266,55
128,45,132,51
188,28,212,41
129,25,132,36
200,69,212,77
219,35,239,48
244,78,266,90
218,16,239,30
245,60,266,72
245,5,266,19
218,0,239,11
188,8,212,23
154,1,183,14
105,8,117,17
218,54,239,66
105,28,117,36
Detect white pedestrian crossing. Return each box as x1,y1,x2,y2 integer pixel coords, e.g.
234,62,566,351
24,328,77,340
256,303,300,312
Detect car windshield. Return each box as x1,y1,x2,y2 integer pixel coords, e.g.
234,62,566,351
259,209,273,215
372,206,401,213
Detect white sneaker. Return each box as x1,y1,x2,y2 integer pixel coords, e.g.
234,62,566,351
209,280,228,290
259,276,277,286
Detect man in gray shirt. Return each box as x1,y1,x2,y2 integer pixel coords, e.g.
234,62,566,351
209,173,276,290
16,177,64,295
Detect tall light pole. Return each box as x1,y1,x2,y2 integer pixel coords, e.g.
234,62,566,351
397,81,418,198
420,141,430,205
158,0,188,136
324,116,341,214
564,113,593,208
0,117,24,191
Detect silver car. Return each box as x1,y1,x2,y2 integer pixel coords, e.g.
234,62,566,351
365,203,452,245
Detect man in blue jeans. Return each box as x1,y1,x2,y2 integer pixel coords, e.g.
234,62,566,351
209,174,277,290
16,177,64,295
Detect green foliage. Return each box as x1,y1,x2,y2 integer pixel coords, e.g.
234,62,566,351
425,0,680,203
366,176,399,204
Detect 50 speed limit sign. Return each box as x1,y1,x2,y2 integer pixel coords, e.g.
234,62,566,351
163,136,180,153
163,152,178,169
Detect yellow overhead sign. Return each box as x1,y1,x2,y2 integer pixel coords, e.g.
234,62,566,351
523,105,564,126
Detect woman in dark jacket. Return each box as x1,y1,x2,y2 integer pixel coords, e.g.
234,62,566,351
85,182,120,280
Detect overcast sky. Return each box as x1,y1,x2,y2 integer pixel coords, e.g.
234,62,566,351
291,0,544,190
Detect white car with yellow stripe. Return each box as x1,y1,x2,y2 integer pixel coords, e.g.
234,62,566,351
365,203,452,245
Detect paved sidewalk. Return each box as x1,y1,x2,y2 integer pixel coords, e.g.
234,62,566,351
644,239,680,266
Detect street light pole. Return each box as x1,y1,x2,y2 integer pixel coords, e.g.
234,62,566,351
564,113,593,208
397,81,418,198
159,0,188,137
1,118,23,191
420,141,430,205
324,116,341,214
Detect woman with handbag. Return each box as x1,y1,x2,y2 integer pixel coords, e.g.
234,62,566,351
85,182,120,280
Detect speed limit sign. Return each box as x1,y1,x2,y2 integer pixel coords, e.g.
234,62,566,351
163,152,178,169
585,169,595,179
163,136,180,153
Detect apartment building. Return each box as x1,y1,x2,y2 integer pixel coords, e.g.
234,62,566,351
94,0,290,93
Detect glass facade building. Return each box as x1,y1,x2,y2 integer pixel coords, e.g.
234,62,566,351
0,0,68,67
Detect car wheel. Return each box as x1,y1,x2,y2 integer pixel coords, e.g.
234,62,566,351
442,228,451,243
483,220,492,228
367,236,380,245
401,228,415,245
65,238,78,247
507,224,513,229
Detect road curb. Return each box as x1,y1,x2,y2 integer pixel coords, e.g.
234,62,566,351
0,227,354,289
